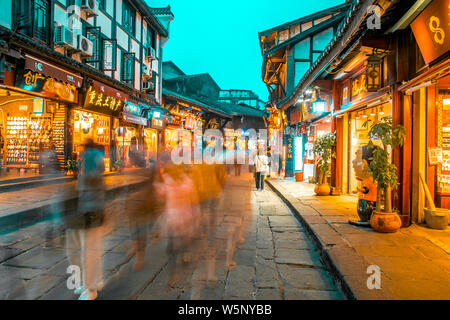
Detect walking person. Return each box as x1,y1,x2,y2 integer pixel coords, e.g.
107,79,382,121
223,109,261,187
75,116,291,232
254,146,269,191
126,160,165,271
65,139,106,300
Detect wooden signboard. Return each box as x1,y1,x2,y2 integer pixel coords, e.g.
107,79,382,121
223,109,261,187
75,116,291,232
411,0,450,64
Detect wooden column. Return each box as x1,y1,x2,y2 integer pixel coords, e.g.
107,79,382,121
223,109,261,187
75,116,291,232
402,94,412,220
331,80,341,193
427,85,436,204
392,83,403,214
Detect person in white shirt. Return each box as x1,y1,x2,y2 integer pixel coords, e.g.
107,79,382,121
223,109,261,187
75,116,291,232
254,146,269,191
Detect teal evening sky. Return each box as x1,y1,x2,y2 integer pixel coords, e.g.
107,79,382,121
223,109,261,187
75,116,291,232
147,0,345,102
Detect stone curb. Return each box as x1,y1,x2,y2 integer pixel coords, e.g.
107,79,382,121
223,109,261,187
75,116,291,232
0,179,148,233
266,179,392,300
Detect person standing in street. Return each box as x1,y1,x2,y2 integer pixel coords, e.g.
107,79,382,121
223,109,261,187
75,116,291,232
65,139,106,300
254,146,269,191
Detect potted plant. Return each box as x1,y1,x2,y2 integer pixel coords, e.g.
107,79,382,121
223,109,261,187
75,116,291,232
312,132,336,196
113,159,124,173
65,158,78,176
367,116,406,233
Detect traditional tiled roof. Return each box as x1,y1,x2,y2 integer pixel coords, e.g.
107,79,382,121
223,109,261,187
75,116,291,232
213,101,267,118
258,2,351,37
149,5,174,17
277,0,405,110
133,0,169,37
163,88,232,118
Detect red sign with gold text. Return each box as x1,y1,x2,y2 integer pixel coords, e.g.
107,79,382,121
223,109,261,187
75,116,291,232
411,0,450,64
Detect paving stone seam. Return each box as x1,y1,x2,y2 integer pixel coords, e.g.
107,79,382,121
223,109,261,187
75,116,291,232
266,180,355,300
261,202,284,300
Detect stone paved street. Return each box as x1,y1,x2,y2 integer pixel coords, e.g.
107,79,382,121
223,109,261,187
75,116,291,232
0,172,344,300
268,178,450,300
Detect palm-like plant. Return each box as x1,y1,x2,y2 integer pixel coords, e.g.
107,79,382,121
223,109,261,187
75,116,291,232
313,133,336,185
367,116,406,213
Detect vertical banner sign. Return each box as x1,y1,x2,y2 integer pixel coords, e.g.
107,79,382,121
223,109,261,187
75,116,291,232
284,134,295,177
411,0,450,64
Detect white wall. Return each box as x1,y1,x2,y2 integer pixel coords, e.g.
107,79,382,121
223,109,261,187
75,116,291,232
97,12,112,39
116,0,123,24
117,26,128,50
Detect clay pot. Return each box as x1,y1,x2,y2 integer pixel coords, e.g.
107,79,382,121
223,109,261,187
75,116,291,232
315,183,331,196
370,211,402,233
314,184,319,194
295,172,303,182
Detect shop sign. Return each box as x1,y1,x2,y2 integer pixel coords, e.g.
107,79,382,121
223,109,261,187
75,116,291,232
290,110,301,124
342,86,349,105
152,118,165,130
411,0,450,65
24,54,83,88
16,70,78,103
352,73,367,98
429,147,443,165
84,86,124,116
124,102,142,116
33,98,44,113
122,112,147,126
307,136,315,143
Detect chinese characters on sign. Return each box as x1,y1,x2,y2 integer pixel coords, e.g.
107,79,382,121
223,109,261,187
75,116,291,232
84,86,124,116
411,0,450,64
429,147,443,165
124,102,142,116
352,73,367,98
16,70,78,103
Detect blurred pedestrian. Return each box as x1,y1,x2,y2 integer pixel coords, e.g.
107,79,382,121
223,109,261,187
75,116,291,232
126,160,165,271
160,164,200,287
65,139,106,300
39,145,65,246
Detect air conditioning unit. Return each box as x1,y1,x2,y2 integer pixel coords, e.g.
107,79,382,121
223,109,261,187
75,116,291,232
142,65,152,80
145,47,156,61
54,25,76,49
81,0,98,17
142,81,155,91
77,35,94,57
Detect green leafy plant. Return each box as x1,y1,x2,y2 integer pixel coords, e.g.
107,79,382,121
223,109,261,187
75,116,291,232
65,158,78,173
113,159,124,171
313,132,336,185
367,116,406,213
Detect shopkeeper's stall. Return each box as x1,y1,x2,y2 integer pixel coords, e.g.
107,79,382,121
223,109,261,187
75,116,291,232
74,80,128,171
0,54,82,175
114,101,148,168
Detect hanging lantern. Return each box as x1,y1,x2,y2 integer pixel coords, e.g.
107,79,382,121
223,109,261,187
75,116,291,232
366,55,382,92
312,97,327,113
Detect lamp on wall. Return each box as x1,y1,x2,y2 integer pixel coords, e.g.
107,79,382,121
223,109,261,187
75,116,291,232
366,54,382,92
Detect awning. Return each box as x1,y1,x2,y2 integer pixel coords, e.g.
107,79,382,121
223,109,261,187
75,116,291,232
92,79,128,101
398,57,450,93
332,89,390,117
122,112,148,126
24,54,83,88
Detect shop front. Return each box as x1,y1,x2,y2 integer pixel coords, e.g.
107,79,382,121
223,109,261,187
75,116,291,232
114,101,148,169
300,87,332,183
346,100,392,194
0,54,82,175
74,80,127,172
400,0,450,223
